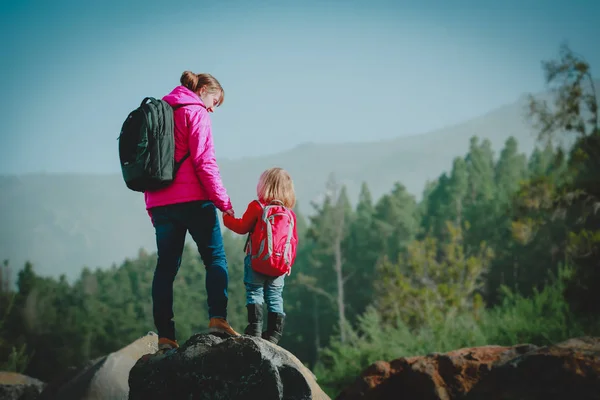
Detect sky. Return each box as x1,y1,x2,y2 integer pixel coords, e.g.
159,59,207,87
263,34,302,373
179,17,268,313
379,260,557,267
0,0,598,174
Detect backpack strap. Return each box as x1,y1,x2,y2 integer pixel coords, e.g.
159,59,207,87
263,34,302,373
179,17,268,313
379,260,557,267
170,103,205,172
283,213,294,265
244,233,251,254
140,97,154,107
244,200,264,254
174,153,189,172
172,103,206,111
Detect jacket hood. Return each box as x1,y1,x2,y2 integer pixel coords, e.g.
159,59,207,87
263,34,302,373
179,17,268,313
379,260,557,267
162,85,205,107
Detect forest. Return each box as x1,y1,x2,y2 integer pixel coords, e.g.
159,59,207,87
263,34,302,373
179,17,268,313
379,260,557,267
1,45,598,397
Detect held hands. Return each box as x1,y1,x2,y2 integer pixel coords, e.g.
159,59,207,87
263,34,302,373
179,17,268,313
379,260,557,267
223,209,235,218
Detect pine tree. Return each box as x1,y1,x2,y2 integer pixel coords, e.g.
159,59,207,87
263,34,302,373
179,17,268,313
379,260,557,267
299,173,354,343
465,136,495,206
344,182,378,317
448,157,469,227
495,137,528,203
374,222,492,327
528,43,600,314
421,174,450,239
372,182,419,263
528,142,556,178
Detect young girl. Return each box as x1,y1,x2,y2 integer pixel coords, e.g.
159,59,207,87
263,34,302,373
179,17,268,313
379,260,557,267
223,167,298,345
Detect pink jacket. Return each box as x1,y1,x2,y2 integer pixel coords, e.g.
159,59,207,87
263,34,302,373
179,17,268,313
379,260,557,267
144,86,232,213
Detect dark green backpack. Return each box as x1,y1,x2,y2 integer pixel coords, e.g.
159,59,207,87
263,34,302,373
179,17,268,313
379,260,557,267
118,97,190,192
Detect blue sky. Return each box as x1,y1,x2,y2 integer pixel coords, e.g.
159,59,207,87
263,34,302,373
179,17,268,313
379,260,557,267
1,0,598,174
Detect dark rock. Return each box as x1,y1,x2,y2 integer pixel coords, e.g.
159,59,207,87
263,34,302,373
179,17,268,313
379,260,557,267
0,372,46,400
336,343,538,400
465,336,600,400
337,336,600,400
128,332,330,400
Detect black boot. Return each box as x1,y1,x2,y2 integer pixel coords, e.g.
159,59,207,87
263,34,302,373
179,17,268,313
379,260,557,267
244,304,263,337
262,312,285,345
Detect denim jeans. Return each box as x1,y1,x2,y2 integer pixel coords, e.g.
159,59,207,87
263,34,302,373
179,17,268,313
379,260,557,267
244,255,286,314
150,200,229,341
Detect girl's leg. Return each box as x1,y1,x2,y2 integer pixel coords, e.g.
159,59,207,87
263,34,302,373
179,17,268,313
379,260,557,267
263,275,286,344
244,255,266,306
264,275,285,314
243,255,264,336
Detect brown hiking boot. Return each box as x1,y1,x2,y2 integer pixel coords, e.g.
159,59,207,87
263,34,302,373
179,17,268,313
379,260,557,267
156,337,179,355
140,337,179,361
208,317,240,336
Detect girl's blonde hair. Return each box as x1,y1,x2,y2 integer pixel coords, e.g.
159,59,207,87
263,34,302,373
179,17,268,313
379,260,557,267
180,70,225,107
257,167,296,208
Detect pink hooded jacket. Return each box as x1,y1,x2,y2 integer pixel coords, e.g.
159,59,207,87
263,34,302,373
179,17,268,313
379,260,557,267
144,85,232,213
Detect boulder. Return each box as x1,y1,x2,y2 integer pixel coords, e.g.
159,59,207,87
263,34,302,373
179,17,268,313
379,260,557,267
0,371,45,400
128,332,330,400
38,331,158,400
336,343,537,400
465,336,600,400
337,336,600,400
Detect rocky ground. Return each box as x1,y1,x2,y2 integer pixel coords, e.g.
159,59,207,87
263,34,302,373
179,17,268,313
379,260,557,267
2,335,599,400
336,336,600,400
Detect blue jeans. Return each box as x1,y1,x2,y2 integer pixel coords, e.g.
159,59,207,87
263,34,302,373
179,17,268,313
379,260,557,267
150,200,229,341
244,255,286,314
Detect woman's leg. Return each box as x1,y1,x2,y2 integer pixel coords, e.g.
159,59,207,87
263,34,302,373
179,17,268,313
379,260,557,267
151,205,187,342
186,201,238,335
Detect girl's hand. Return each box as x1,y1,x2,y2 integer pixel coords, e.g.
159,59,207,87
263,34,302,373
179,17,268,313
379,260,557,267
223,209,235,217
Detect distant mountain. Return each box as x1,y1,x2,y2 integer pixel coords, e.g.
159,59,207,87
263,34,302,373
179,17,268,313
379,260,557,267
219,93,544,210
0,92,550,280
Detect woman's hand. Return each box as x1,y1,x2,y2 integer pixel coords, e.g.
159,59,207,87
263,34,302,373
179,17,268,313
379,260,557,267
223,209,235,217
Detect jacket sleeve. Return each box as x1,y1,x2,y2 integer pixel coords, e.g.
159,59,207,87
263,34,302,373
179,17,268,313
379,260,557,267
290,212,299,266
187,109,232,212
223,201,262,234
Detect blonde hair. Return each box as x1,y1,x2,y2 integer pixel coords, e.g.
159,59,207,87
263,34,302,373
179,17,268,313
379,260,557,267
180,70,225,107
257,167,296,208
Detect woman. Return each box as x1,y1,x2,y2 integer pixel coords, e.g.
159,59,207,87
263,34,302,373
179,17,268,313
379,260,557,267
145,71,239,354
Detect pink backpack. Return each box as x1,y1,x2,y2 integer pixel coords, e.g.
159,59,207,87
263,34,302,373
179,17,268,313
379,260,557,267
246,200,297,277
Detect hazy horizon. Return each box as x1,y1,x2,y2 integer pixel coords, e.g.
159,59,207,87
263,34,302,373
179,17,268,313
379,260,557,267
2,0,598,175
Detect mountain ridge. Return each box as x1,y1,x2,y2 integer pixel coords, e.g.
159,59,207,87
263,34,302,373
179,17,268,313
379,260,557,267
0,90,561,280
